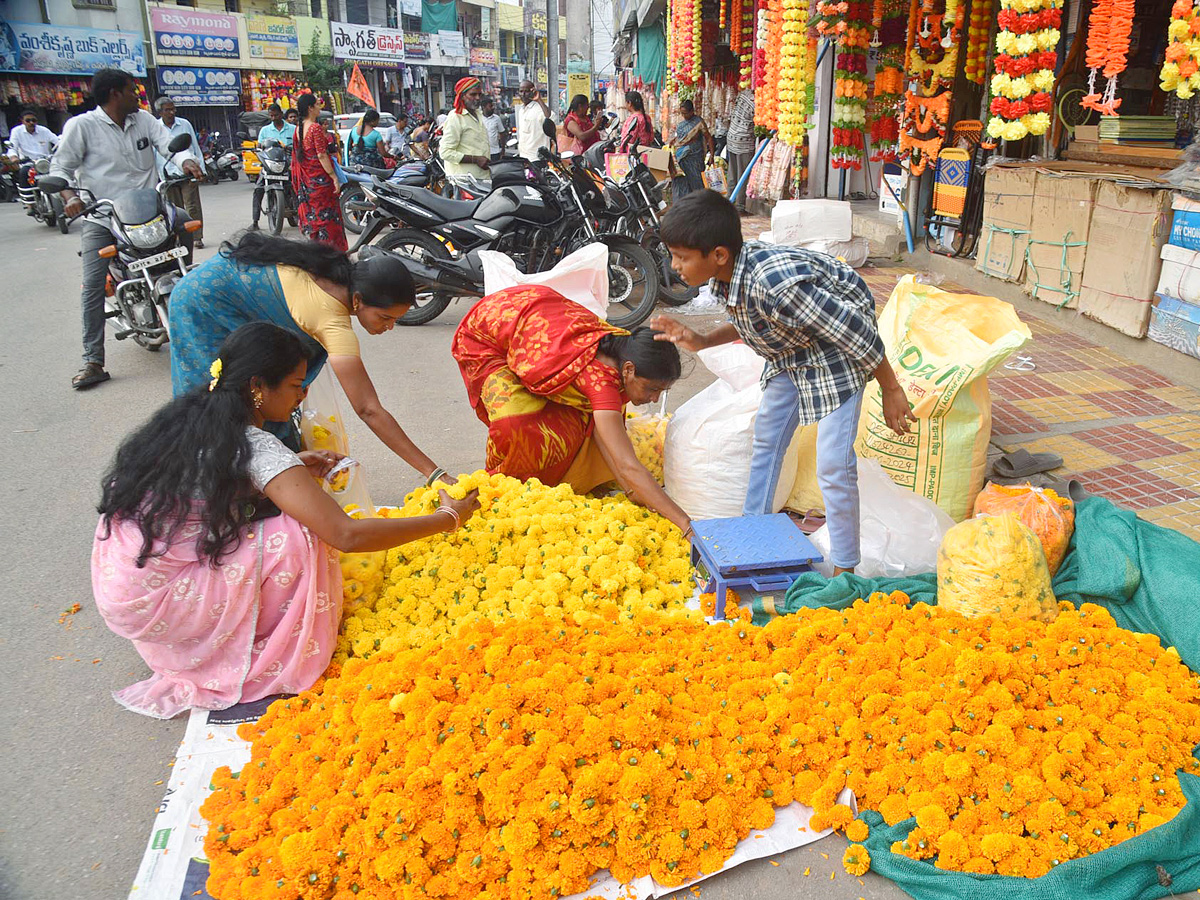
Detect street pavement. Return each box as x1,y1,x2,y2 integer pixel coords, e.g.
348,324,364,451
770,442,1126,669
0,179,909,900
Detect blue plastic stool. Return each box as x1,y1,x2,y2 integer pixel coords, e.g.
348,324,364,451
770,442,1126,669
690,514,823,619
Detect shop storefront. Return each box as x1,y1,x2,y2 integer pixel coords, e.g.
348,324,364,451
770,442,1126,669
0,21,147,131
331,20,409,114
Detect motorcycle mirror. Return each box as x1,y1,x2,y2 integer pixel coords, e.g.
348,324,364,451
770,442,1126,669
237,131,249,141
538,147,552,160
167,133,192,153
541,118,556,139
36,174,68,194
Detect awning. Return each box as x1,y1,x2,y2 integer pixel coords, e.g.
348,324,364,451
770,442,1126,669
460,0,494,7
636,0,664,27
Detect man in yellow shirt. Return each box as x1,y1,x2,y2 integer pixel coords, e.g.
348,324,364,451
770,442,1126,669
439,77,491,179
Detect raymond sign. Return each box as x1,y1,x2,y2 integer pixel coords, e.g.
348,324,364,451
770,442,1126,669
246,15,299,63
0,21,146,76
149,8,239,61
330,21,405,66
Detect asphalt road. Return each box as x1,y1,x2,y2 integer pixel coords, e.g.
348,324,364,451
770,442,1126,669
0,179,909,900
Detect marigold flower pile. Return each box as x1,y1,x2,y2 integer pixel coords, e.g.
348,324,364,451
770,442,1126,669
202,593,1200,899
336,472,696,661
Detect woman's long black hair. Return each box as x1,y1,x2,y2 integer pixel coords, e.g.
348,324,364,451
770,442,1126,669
294,92,319,160
598,327,682,382
220,232,415,310
625,90,646,113
97,323,310,568
356,108,380,151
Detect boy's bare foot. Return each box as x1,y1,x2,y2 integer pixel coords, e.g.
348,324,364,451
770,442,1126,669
832,566,855,577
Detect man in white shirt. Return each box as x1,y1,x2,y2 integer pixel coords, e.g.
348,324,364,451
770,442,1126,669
51,68,203,389
383,112,410,159
9,109,59,160
154,97,205,248
516,81,551,162
481,96,507,163
439,78,491,179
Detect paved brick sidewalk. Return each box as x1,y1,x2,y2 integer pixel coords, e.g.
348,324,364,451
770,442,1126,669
858,265,1200,535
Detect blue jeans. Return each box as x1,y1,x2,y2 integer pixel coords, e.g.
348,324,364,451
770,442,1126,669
743,374,865,569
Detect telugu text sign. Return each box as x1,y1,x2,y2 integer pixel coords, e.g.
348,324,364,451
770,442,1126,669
0,20,146,76
330,21,405,65
149,8,240,61
246,15,299,62
156,66,242,106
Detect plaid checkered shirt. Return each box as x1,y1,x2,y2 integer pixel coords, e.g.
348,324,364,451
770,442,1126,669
712,241,886,425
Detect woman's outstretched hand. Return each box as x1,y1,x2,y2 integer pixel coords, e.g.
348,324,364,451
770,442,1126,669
298,450,344,479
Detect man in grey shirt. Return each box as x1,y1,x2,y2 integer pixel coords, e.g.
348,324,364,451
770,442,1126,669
725,88,756,216
51,68,202,389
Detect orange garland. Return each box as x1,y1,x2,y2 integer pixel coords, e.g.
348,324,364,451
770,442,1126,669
1082,0,1133,115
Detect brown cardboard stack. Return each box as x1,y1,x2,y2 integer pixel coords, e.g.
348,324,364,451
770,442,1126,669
1024,172,1098,309
1078,182,1173,338
976,165,1037,282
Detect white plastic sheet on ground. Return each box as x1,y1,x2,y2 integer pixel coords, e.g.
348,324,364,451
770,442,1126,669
129,651,851,900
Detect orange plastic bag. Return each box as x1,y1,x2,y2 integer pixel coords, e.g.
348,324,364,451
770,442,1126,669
972,482,1075,575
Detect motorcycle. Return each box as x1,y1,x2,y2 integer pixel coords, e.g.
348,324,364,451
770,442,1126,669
253,141,298,235
353,120,660,329
339,155,447,235
36,132,200,352
204,131,241,183
7,142,66,232
582,137,696,307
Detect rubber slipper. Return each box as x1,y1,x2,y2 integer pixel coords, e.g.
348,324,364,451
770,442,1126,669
72,363,110,390
991,448,1063,480
793,509,826,534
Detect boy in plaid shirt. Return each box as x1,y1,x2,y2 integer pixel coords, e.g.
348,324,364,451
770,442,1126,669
654,190,914,575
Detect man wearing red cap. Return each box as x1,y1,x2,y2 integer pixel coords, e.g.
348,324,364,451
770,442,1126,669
440,77,491,178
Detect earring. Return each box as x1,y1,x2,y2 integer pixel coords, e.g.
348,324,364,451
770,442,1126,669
253,390,264,409
352,298,361,313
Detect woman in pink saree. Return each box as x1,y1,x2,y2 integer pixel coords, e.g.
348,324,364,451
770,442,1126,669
93,322,479,718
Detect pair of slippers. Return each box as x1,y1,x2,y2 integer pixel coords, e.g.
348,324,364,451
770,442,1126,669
989,448,1090,501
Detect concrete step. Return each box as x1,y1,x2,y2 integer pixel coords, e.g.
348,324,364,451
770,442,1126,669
851,201,905,259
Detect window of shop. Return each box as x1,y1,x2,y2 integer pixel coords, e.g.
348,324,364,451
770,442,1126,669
310,0,322,14
71,0,116,9
345,0,368,24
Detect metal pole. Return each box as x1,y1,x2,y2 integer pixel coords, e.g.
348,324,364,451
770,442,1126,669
547,0,560,115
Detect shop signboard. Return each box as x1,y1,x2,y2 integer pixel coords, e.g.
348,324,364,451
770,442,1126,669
401,0,422,16
331,21,406,66
403,32,430,60
246,15,300,64
156,66,242,106
525,7,548,36
468,47,499,76
437,30,466,59
149,8,240,61
500,63,522,87
567,71,590,100
0,21,146,76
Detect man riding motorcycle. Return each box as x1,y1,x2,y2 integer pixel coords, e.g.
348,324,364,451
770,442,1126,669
250,103,296,230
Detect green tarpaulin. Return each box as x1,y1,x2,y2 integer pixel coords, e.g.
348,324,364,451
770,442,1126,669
754,496,1200,900
421,0,457,34
633,23,665,89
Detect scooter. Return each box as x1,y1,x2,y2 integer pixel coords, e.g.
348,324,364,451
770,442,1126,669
37,132,200,351
204,131,241,183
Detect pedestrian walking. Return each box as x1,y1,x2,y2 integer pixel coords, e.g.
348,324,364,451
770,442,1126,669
50,67,203,390
154,98,205,248
482,96,507,163
725,88,756,215
439,78,490,179
292,93,347,251
516,80,552,161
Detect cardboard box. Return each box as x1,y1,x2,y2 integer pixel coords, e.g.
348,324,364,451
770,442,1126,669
976,165,1037,282
1149,292,1200,360
1156,242,1200,304
640,148,672,182
1169,194,1200,250
1024,172,1099,309
1078,181,1172,338
1074,125,1099,142
771,199,853,247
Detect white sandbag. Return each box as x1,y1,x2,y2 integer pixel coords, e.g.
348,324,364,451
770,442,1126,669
479,243,609,320
664,345,797,519
771,199,853,246
808,459,955,577
796,237,870,268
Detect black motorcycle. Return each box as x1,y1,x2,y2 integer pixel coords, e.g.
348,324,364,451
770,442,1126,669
37,133,199,351
353,120,660,328
253,141,298,235
582,138,696,307
8,146,66,233
339,156,447,235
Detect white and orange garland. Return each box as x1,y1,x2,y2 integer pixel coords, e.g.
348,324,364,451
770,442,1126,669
985,0,1061,141
1081,0,1133,114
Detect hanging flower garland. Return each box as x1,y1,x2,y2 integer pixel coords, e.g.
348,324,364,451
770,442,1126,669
870,0,908,161
985,0,1061,140
900,0,962,174
814,0,873,170
964,0,994,83
754,0,783,127
1162,0,1200,98
668,0,705,87
737,0,755,87
777,0,812,146
1081,0,1131,114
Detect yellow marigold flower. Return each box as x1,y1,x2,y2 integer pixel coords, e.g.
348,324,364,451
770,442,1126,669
844,819,869,842
842,844,871,876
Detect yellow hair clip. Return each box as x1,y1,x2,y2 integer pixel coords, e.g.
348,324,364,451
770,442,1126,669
208,358,223,392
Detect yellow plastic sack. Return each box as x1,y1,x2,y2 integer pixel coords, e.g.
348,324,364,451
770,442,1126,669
937,514,1057,621
973,482,1075,575
857,275,1032,522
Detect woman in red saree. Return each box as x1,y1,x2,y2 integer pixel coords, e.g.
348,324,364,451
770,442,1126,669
452,285,692,531
292,94,348,251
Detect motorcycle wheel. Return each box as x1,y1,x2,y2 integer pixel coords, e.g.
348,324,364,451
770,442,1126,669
43,207,57,228
600,238,661,329
340,183,368,234
267,190,285,236
643,232,698,307
376,229,455,326
228,170,239,181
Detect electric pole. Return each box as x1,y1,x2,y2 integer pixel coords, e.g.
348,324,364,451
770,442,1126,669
547,0,559,114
